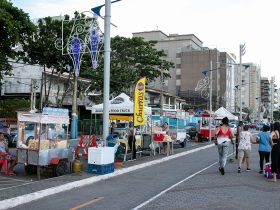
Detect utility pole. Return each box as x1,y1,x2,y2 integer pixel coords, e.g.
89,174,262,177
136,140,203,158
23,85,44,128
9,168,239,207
102,0,111,144
239,43,246,121
209,60,213,142
160,69,164,116
270,76,275,122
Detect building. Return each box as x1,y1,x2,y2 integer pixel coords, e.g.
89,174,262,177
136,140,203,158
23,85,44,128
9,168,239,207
241,63,261,121
261,77,271,120
133,30,204,113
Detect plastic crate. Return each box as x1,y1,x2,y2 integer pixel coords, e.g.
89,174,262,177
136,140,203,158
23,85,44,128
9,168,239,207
88,163,114,174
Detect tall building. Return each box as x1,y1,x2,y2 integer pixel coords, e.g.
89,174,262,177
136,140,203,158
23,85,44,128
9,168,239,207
133,30,238,112
133,30,203,113
241,63,261,121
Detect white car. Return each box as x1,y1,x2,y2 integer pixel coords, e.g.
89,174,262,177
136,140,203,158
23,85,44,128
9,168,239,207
229,123,237,135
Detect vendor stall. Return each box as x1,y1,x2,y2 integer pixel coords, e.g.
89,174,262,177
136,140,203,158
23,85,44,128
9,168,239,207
16,108,70,179
199,111,217,141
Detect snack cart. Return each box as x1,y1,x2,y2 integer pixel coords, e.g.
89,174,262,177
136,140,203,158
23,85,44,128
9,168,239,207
16,108,70,179
199,112,216,141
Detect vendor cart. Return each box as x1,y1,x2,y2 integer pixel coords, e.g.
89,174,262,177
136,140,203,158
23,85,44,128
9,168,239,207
16,108,70,179
199,112,216,141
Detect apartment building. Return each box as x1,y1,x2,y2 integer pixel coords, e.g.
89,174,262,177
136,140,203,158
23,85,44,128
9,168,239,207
132,31,202,111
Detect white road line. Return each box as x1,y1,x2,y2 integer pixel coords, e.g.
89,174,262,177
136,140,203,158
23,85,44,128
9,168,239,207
132,162,218,210
0,144,214,210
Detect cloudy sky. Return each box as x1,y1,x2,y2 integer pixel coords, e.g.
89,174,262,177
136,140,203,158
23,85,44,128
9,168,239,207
11,0,280,86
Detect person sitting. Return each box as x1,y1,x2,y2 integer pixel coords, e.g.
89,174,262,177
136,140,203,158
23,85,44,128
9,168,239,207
0,132,17,175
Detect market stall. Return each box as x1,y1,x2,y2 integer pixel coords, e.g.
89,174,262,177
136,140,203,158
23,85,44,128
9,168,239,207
16,108,70,179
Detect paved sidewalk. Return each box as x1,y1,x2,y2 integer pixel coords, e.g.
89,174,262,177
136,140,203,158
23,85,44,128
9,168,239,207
0,140,207,202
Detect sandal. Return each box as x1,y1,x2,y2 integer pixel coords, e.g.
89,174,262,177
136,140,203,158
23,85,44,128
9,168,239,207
8,172,16,176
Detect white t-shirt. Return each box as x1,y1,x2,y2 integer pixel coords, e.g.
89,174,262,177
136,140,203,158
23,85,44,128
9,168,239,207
238,131,252,150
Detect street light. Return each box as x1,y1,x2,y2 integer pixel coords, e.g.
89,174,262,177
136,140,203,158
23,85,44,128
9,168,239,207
239,43,246,121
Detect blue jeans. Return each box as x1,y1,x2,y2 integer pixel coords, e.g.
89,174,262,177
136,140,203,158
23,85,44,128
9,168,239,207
217,141,229,168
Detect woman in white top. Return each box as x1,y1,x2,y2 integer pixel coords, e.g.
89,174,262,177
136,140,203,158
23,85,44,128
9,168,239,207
237,125,254,173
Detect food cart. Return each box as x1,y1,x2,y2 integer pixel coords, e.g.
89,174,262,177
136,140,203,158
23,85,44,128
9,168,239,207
16,108,70,179
199,112,216,141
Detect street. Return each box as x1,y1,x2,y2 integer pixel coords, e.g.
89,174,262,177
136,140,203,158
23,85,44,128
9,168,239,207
7,131,280,210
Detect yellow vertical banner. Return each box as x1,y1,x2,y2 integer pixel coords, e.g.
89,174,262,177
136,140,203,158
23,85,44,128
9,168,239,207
134,77,146,126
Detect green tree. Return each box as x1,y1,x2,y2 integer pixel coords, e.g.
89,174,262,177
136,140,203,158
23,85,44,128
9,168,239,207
0,99,30,118
0,0,35,80
22,15,74,107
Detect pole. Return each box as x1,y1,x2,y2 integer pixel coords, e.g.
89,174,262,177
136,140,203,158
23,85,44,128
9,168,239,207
209,60,213,142
70,73,78,139
102,0,111,145
160,69,164,116
270,77,274,122
239,46,242,121
239,44,245,122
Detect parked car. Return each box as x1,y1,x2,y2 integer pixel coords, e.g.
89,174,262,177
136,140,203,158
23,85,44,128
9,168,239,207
0,122,10,134
186,123,197,139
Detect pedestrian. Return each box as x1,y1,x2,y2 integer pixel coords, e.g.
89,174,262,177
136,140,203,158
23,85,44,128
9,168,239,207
110,122,116,134
255,125,271,174
237,125,254,173
235,121,243,159
128,121,136,160
215,117,234,175
269,121,280,182
162,122,169,153
0,132,17,175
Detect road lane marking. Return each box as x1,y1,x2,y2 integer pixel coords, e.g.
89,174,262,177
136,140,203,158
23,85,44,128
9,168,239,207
132,162,218,210
0,144,214,210
133,152,234,210
69,197,104,210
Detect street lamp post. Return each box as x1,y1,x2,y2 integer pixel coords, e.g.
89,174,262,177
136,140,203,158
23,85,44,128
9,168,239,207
239,43,246,121
102,0,111,143
209,60,213,142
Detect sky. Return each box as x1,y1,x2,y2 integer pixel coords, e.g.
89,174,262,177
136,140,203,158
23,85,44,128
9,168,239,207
11,0,280,86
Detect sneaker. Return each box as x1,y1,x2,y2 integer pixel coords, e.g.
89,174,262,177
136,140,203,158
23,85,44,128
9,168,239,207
220,167,225,175
246,168,252,172
259,170,263,174
238,167,241,173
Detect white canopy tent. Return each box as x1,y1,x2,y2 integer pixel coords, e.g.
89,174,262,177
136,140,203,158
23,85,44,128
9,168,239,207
86,93,152,115
215,107,238,121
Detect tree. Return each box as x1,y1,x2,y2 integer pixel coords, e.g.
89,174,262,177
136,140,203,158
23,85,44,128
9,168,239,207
22,15,73,107
0,0,35,80
81,36,174,97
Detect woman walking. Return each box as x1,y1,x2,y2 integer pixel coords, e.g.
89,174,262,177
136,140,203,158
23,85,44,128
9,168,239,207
215,117,234,175
237,125,254,173
256,125,271,174
270,121,280,182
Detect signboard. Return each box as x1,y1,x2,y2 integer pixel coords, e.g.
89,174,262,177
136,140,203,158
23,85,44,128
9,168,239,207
134,77,146,126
